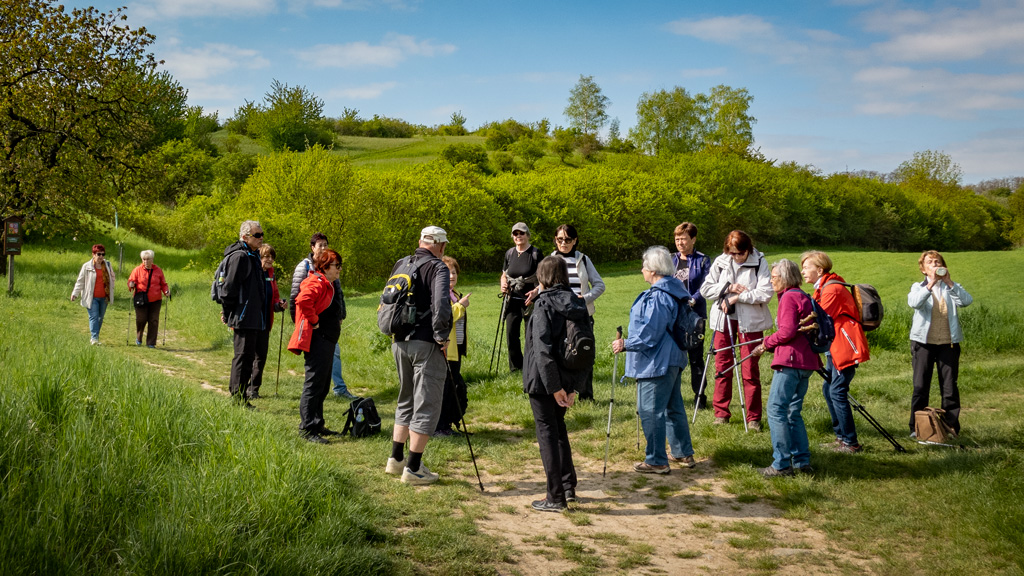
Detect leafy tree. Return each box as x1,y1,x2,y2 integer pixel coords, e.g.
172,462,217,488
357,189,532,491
630,87,703,155
183,106,220,155
510,137,547,171
892,150,963,189
564,75,609,135
0,0,187,225
440,143,488,172
248,79,334,151
551,128,577,163
702,85,755,155
438,111,468,136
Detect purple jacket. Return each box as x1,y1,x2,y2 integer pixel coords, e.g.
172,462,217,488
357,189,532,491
763,288,822,371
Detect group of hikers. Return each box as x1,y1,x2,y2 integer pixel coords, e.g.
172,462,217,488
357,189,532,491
70,219,973,511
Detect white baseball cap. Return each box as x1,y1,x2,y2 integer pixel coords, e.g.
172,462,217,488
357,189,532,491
420,225,448,243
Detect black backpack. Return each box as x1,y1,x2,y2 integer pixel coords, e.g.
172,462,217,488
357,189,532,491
377,255,425,339
561,314,596,371
210,256,229,304
342,397,382,438
656,288,706,352
801,292,835,354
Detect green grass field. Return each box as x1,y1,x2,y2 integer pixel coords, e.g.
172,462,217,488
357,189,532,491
2,234,1023,574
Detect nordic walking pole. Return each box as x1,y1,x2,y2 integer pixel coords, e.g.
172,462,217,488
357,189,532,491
725,317,749,432
603,326,623,478
441,349,484,492
692,347,715,425
715,348,763,379
275,308,285,397
496,298,508,374
489,293,508,374
162,288,169,347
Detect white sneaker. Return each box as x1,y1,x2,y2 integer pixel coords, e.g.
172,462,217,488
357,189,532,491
385,457,404,475
401,464,439,485
90,338,99,346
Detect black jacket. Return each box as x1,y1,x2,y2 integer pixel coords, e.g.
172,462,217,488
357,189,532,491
523,285,589,396
391,247,452,344
221,240,266,331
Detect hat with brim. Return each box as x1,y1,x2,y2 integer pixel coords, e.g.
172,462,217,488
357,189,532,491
420,225,448,243
511,222,529,234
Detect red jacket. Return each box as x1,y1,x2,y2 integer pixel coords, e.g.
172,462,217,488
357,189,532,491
127,264,168,302
813,272,870,371
287,271,334,354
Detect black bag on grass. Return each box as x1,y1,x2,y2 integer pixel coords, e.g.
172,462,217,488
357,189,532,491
342,397,381,438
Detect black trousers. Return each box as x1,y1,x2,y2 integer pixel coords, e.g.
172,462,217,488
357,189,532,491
504,296,527,371
299,333,335,433
529,393,577,504
134,299,162,347
576,316,596,401
246,327,272,398
910,341,961,433
687,338,708,403
229,328,260,398
436,359,468,431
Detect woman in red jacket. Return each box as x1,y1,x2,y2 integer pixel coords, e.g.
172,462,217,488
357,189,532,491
288,249,343,444
752,259,822,477
127,250,169,348
801,251,870,453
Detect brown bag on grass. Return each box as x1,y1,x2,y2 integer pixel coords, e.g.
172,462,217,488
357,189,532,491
914,407,955,443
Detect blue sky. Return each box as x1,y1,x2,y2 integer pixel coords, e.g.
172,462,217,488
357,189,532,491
74,0,1023,184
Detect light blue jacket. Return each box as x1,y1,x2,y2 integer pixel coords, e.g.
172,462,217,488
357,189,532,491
908,280,973,344
624,276,688,379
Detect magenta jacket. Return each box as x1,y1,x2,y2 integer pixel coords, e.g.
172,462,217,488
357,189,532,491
763,288,822,371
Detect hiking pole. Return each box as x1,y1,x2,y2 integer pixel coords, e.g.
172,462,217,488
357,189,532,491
603,326,623,478
275,308,285,397
162,289,169,347
489,293,508,375
725,318,750,432
692,347,715,425
848,392,907,453
441,348,484,492
715,346,763,379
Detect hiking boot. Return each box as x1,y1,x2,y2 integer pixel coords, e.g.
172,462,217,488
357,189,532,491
401,464,439,485
833,442,862,454
760,466,794,478
303,432,329,445
713,417,730,425
747,420,762,432
634,462,671,475
334,390,358,400
531,499,567,512
385,457,405,475
669,455,697,468
565,489,578,503
432,428,455,437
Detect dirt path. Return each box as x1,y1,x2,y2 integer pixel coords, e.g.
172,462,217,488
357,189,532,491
474,455,876,575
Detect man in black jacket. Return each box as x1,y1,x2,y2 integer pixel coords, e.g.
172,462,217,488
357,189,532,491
383,226,452,486
221,220,267,407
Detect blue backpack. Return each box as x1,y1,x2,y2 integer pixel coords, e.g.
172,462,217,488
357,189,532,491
800,291,835,354
654,287,706,352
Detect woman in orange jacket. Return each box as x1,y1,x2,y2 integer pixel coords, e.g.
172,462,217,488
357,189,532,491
801,251,870,453
288,249,342,444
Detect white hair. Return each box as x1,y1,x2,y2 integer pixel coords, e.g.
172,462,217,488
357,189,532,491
140,250,155,261
642,246,674,277
239,220,260,239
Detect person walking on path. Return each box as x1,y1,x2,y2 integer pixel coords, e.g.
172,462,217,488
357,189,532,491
71,244,115,346
127,250,169,348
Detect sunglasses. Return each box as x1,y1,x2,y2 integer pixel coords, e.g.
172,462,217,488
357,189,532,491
95,253,105,257
249,232,264,239
554,237,574,244
512,231,527,237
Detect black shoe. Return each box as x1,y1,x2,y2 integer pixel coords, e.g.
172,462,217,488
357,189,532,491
303,432,329,445
565,489,577,503
694,395,708,410
531,499,567,512
248,391,261,400
319,427,342,436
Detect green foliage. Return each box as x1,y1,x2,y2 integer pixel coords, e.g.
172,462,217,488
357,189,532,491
0,0,187,229
509,137,547,170
182,105,220,155
224,100,261,136
133,139,216,204
334,109,419,138
564,75,609,135
483,118,540,151
630,84,755,157
242,80,335,152
437,111,469,136
212,152,260,194
440,143,489,172
492,151,515,173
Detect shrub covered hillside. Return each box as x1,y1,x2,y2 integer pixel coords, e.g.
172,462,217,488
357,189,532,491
139,145,1011,287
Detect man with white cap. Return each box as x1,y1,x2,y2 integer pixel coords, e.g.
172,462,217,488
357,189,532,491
499,222,542,372
384,225,453,485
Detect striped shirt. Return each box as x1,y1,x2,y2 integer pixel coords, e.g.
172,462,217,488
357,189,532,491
562,254,583,296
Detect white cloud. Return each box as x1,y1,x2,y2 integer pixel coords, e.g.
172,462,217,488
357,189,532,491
665,15,813,63
294,33,455,68
949,129,1024,181
853,66,1024,118
864,1,1024,63
160,43,270,81
326,82,399,99
130,0,275,20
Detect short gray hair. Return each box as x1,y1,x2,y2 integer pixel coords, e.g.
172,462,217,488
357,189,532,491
772,259,802,289
140,250,155,261
239,220,261,239
642,246,674,277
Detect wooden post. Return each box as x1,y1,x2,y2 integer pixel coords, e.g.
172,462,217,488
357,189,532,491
6,255,12,295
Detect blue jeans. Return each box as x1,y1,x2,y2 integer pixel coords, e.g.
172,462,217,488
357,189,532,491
88,297,108,341
637,366,694,466
822,354,858,445
766,367,812,470
331,342,349,395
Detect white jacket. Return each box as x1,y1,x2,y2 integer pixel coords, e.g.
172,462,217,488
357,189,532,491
71,259,115,310
699,249,773,333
